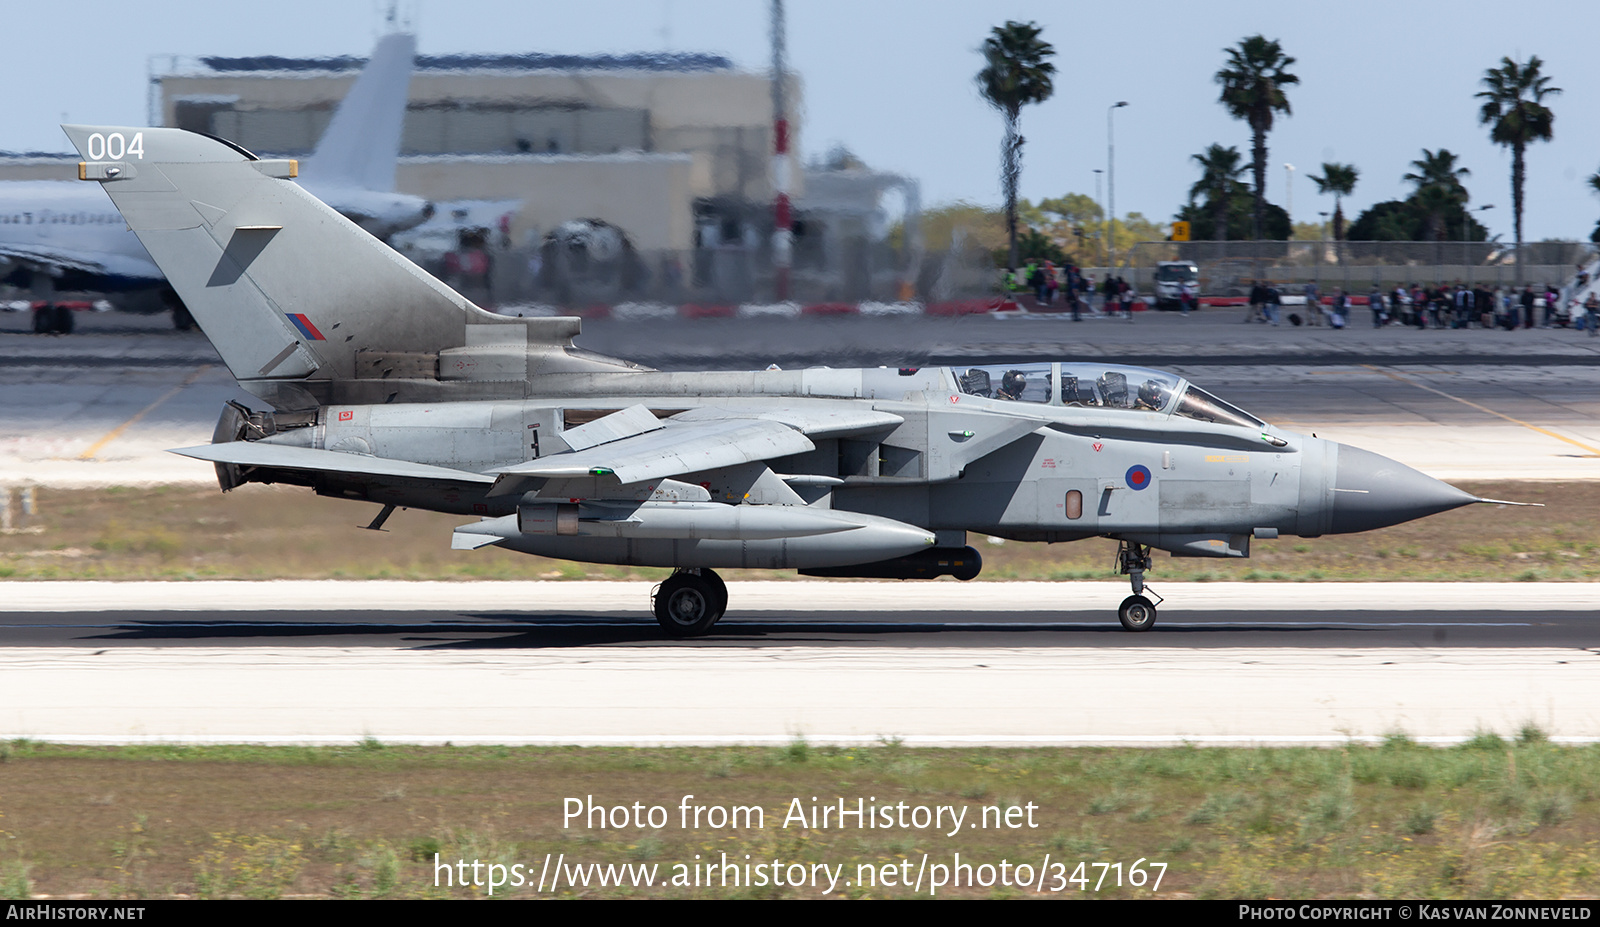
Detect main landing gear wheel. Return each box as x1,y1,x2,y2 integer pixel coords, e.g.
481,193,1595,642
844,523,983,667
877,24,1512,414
652,569,727,637
1118,594,1157,632
701,569,728,619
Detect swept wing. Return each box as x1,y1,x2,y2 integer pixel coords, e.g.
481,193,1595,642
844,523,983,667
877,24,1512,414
172,441,493,485
487,403,904,494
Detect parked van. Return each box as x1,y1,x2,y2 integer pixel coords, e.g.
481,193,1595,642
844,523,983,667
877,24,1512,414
1153,261,1200,309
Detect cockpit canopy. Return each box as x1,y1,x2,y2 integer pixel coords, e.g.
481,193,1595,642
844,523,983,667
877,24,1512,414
952,362,1264,429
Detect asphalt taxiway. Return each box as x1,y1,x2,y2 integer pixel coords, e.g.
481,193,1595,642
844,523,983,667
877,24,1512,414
1,582,1595,746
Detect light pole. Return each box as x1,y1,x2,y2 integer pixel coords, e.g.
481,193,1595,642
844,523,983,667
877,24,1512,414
1284,163,1295,238
1317,210,1329,290
1106,101,1128,272
1092,168,1104,268
769,0,792,301
1465,204,1493,287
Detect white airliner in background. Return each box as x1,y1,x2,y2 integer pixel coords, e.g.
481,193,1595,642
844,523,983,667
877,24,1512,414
0,30,431,332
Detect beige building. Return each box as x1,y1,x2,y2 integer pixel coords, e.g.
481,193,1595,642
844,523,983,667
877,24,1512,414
147,51,801,254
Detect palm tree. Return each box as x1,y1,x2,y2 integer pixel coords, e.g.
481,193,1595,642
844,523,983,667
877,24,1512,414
1308,163,1359,242
1477,56,1560,278
977,21,1055,271
1215,35,1298,241
1588,167,1600,243
1188,144,1248,241
1403,149,1470,242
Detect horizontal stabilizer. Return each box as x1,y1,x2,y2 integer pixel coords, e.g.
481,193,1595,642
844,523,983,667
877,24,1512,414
172,441,494,484
0,244,107,276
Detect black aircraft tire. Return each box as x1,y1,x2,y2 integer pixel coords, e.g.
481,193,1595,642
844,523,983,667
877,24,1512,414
654,573,721,637
701,569,728,621
1118,594,1157,632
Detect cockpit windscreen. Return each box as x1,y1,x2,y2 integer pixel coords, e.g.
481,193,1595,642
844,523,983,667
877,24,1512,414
1173,385,1265,429
1060,368,1178,412
955,363,1183,414
956,363,1054,403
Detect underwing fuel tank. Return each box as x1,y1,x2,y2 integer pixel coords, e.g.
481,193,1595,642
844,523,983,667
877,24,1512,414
452,503,938,570
517,500,871,540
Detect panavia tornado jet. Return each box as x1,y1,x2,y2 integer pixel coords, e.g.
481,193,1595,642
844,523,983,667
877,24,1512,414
63,124,1519,635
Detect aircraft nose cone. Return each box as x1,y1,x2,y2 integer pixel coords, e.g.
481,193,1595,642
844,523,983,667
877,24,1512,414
1330,444,1477,534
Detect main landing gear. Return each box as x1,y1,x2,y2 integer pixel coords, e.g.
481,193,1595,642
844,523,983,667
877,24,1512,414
652,568,728,637
1114,540,1161,632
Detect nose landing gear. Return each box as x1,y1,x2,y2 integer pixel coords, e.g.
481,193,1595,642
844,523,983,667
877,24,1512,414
1114,541,1161,631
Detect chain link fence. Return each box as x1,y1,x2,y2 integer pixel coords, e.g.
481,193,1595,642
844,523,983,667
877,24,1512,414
1103,240,1598,295
406,236,1598,309
415,239,1000,310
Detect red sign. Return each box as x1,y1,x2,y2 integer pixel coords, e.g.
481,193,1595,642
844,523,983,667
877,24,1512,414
338,410,353,421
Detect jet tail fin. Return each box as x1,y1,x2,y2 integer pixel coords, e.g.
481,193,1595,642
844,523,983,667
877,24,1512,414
64,124,602,407
306,31,414,193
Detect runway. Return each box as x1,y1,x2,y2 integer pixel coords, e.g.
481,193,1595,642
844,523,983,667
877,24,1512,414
3,582,1596,746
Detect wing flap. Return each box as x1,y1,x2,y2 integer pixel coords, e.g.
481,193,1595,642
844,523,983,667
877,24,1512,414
671,404,903,438
560,403,664,450
495,417,815,485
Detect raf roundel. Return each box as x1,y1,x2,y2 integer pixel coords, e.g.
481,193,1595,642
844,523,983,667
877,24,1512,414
1126,464,1152,491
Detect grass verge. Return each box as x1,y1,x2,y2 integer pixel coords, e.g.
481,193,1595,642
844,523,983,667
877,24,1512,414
0,735,1596,899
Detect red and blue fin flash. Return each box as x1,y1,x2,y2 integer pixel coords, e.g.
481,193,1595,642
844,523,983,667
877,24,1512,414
285,313,326,341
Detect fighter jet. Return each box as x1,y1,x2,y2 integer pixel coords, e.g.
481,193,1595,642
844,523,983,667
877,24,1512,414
62,124,1521,635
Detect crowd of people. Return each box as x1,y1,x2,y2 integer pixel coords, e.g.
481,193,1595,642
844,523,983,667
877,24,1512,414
1244,278,1598,334
1003,260,1145,321
1001,258,1598,337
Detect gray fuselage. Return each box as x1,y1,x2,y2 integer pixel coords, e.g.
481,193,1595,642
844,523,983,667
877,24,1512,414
240,362,1465,569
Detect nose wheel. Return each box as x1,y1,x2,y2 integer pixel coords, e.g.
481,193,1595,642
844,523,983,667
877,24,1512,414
652,568,728,637
1113,541,1161,631
1118,594,1158,632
